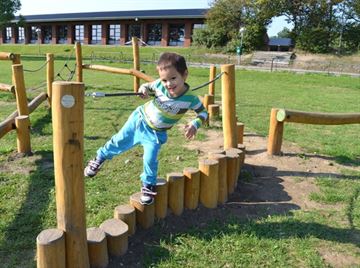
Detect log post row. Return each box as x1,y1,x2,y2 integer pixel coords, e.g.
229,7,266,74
221,64,237,150
51,81,89,268
132,36,140,92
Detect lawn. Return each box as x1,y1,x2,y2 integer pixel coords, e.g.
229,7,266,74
0,44,359,267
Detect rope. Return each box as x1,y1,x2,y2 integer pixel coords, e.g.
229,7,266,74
23,59,50,73
191,71,225,91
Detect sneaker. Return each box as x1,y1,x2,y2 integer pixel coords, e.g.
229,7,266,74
84,157,104,177
140,184,157,205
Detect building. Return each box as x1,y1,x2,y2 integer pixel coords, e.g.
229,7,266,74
1,9,208,47
267,38,294,52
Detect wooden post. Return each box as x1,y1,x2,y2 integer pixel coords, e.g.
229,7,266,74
15,115,31,154
208,104,220,120
267,108,283,155
221,64,237,149
87,227,108,268
236,122,244,144
12,54,21,64
114,204,136,236
12,64,29,116
46,53,54,107
208,65,216,95
99,219,128,257
225,151,238,194
132,36,140,92
130,192,155,229
167,172,185,216
52,81,89,268
155,178,168,219
183,167,200,210
226,148,243,178
208,153,227,204
75,42,83,82
36,228,66,268
198,159,219,208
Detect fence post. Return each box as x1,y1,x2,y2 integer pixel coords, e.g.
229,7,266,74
46,53,54,107
12,64,29,116
221,64,237,149
208,65,216,95
132,36,140,92
52,81,89,268
75,42,83,82
15,115,31,154
267,108,284,155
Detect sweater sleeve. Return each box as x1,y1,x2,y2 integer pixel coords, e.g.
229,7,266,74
190,96,208,129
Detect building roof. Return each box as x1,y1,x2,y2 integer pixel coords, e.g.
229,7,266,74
268,38,293,47
14,9,209,23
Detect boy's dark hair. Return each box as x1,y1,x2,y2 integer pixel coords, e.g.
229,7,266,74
157,52,188,75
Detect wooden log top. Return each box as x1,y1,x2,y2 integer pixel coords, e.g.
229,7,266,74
114,204,135,215
226,148,243,155
183,167,199,174
207,149,225,155
37,228,64,245
100,219,128,236
167,172,184,180
198,159,219,166
208,153,226,161
87,227,106,243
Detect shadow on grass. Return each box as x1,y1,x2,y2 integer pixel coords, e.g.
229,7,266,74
0,150,54,267
30,109,52,136
283,152,360,167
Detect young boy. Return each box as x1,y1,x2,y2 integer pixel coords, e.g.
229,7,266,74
84,52,208,205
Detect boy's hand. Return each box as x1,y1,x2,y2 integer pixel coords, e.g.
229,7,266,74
138,84,150,99
184,124,197,140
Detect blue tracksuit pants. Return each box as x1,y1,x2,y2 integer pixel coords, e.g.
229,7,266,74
96,107,167,186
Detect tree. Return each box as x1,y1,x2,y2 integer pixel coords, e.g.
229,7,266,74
193,0,277,52
0,0,21,28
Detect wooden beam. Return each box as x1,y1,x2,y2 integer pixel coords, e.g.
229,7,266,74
0,52,15,61
0,83,15,93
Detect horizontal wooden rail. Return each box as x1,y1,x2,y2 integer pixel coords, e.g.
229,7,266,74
268,108,360,155
277,109,360,125
82,64,154,82
0,83,15,93
0,52,15,61
0,92,48,139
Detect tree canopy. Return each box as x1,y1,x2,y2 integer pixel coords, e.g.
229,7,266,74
0,0,21,28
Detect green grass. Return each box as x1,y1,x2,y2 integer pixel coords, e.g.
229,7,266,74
0,44,360,267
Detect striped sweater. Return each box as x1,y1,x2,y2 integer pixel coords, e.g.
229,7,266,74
139,79,208,131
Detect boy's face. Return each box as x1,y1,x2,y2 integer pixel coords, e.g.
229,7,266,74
158,66,188,97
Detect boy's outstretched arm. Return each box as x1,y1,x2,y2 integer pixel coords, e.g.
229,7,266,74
184,124,197,139
138,82,154,99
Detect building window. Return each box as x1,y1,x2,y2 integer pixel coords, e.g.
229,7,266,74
108,24,120,45
193,23,206,29
31,26,38,44
5,27,12,43
91,24,101,44
147,24,162,46
169,24,185,46
58,25,68,44
18,27,25,43
75,25,84,43
43,26,52,43
127,24,141,42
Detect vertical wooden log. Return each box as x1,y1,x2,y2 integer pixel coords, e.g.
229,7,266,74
208,64,216,95
221,64,237,150
267,108,284,155
183,167,200,210
132,36,140,92
12,64,29,116
208,153,227,204
52,81,89,268
203,94,214,126
225,151,238,194
87,227,108,268
155,178,168,219
226,148,242,178
167,172,184,216
12,54,21,64
99,219,128,257
236,122,244,144
130,192,155,229
15,115,31,154
198,159,219,208
208,104,220,120
114,204,136,236
46,53,54,107
75,42,83,82
36,228,66,268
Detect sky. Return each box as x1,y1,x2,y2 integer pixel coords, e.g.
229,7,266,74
16,0,291,36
